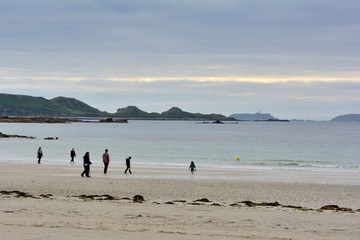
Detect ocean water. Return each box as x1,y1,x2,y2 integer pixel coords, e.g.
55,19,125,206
0,121,359,173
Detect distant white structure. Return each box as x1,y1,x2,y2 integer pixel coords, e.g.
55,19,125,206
229,112,277,121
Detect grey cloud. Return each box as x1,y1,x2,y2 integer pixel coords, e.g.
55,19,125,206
1,0,360,120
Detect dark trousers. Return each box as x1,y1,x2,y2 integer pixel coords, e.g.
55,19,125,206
104,162,109,174
81,164,90,177
124,166,131,174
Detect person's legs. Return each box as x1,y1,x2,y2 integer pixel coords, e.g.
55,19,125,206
104,163,109,174
85,165,90,177
81,166,86,177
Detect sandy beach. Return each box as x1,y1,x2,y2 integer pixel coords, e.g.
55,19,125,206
1,162,359,240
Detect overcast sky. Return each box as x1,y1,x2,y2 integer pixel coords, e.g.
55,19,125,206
1,0,359,120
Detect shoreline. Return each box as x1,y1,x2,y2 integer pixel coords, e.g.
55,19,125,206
1,161,359,185
1,162,359,240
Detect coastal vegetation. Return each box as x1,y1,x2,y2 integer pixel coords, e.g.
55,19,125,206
1,93,359,121
0,93,233,121
0,94,104,117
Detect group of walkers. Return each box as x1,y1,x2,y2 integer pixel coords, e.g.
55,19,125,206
37,147,196,177
74,148,133,178
37,147,132,177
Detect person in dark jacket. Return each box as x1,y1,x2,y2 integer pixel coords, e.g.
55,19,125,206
81,152,92,177
189,161,196,174
37,147,43,164
124,156,132,174
70,148,76,165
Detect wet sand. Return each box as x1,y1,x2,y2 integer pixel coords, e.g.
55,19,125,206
0,162,359,240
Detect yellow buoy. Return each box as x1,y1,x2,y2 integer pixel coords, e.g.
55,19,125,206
236,156,240,161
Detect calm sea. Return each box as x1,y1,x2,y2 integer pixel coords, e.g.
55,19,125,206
0,121,359,173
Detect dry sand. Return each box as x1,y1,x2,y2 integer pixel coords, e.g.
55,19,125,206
1,162,359,240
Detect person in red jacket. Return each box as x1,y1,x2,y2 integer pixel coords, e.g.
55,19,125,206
102,149,110,174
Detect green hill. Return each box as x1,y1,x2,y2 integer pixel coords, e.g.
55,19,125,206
115,106,231,120
115,106,161,118
1,93,233,120
0,93,103,117
50,97,104,116
161,107,228,120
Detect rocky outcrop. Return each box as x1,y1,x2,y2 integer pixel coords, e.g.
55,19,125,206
0,117,76,123
0,132,35,139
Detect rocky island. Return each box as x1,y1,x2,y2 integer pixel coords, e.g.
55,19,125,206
0,132,35,139
0,116,77,123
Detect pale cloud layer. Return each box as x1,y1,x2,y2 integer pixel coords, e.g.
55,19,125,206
1,0,360,120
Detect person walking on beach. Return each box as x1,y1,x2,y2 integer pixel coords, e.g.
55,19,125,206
37,147,43,164
81,152,92,177
102,149,110,174
70,148,76,165
189,161,196,174
124,156,132,174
